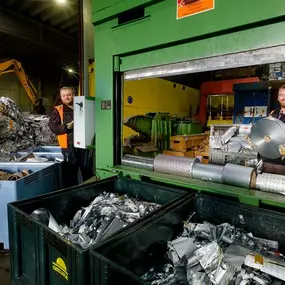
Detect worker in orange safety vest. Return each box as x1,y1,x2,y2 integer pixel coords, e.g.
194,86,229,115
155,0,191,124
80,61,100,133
48,87,93,187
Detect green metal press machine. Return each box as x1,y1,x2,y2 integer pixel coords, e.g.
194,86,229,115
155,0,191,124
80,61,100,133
92,0,285,209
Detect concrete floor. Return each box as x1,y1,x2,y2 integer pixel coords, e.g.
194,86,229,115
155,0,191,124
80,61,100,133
0,252,11,285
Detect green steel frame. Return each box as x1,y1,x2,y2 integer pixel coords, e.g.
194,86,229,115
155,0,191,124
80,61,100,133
92,0,285,208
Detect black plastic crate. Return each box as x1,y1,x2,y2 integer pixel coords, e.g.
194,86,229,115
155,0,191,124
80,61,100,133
90,192,285,285
8,176,190,285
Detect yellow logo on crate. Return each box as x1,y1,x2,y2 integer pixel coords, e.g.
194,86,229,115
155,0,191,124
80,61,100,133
52,257,68,281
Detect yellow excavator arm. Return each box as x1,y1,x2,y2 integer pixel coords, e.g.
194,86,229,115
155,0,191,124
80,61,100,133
0,59,37,106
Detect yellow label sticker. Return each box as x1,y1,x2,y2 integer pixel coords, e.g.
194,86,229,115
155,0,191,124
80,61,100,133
254,254,264,265
52,257,68,281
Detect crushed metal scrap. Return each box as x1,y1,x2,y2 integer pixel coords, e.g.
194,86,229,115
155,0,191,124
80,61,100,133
142,217,285,284
0,97,57,161
30,192,161,249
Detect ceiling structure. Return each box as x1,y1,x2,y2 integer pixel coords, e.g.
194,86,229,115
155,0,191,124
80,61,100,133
0,0,79,75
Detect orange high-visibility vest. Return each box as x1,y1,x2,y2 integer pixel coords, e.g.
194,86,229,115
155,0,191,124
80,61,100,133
54,105,68,149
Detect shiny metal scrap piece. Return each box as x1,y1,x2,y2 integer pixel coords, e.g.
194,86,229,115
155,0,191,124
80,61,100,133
250,117,285,159
192,163,223,183
122,155,154,171
154,154,199,177
256,173,285,195
222,163,257,188
220,126,238,144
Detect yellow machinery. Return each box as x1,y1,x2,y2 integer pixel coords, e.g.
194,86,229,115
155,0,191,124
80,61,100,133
0,59,38,106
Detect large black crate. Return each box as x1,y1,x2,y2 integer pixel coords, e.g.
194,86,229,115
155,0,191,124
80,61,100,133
8,176,190,285
90,193,285,285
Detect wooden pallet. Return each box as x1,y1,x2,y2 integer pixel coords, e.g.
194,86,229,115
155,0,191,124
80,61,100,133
163,150,195,157
170,134,206,152
194,150,209,164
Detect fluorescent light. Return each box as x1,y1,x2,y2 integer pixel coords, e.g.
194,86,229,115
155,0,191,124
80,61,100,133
56,0,66,4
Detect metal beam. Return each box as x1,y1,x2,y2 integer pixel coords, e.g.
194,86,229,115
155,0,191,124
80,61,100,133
0,7,78,54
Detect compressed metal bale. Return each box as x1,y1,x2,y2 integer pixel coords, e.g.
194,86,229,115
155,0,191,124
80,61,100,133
192,163,223,183
122,155,154,171
154,154,199,178
221,163,257,189
256,173,285,195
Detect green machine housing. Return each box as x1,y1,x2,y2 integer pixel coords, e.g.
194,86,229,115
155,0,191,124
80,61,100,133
92,0,285,209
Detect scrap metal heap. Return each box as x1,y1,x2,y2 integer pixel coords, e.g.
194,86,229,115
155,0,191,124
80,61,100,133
0,97,57,161
142,214,285,284
31,192,161,249
209,124,258,167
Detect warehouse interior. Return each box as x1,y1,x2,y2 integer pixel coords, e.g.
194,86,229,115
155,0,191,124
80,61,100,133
0,0,79,112
2,1,285,285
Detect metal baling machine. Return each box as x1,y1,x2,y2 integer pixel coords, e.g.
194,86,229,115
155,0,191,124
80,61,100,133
122,116,285,193
90,0,285,210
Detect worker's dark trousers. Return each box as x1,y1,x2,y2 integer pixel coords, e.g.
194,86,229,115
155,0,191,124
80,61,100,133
61,147,93,188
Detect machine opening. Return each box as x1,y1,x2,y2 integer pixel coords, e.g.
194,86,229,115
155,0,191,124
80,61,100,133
121,59,285,169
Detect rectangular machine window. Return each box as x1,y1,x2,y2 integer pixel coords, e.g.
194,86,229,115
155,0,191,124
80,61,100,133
119,45,285,167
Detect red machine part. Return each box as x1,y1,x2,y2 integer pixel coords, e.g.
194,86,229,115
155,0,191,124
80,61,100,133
198,77,260,125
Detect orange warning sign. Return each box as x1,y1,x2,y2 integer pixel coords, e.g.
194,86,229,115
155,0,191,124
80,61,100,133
177,0,215,20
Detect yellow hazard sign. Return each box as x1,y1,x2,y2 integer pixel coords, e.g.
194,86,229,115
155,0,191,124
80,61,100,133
52,257,68,281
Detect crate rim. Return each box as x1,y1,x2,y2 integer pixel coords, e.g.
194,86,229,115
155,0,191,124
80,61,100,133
8,178,192,252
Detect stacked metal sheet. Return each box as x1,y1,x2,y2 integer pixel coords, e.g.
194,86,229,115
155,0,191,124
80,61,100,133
0,97,57,161
142,217,285,284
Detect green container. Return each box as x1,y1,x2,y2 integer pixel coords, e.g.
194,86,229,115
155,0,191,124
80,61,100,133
8,177,190,285
176,122,203,135
90,192,285,285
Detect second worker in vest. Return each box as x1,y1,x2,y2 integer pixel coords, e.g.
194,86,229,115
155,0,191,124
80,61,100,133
262,84,285,175
48,86,93,187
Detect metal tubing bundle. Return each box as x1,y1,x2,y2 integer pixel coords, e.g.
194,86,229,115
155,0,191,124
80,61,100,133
256,173,285,195
123,154,270,192
222,163,256,189
122,155,154,171
154,154,199,177
192,163,223,183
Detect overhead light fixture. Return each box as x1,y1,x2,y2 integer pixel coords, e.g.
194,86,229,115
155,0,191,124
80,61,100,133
68,68,74,73
56,0,66,4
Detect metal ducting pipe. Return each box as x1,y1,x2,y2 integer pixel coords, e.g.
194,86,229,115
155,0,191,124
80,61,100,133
192,163,224,183
154,154,199,178
222,163,257,189
122,155,154,171
256,173,285,195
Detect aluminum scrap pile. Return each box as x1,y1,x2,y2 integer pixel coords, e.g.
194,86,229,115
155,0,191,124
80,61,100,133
0,97,57,161
31,192,160,249
209,125,258,167
142,218,285,284
210,125,255,153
